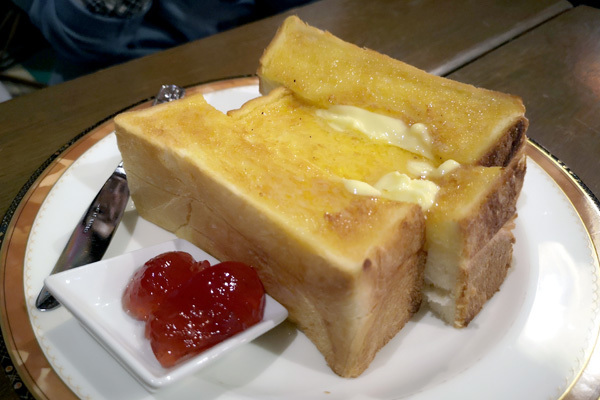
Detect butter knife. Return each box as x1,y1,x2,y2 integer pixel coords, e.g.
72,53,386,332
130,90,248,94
35,84,185,311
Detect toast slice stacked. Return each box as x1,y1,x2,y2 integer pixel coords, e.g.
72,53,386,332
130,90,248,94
114,16,527,377
423,155,525,327
258,16,527,168
257,16,527,327
115,88,427,377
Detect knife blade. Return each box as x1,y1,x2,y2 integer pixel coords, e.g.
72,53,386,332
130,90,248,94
35,84,185,311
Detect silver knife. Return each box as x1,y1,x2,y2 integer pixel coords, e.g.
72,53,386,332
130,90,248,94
35,84,185,311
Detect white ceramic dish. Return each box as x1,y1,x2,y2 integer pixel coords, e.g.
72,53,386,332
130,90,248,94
20,82,600,399
44,238,288,392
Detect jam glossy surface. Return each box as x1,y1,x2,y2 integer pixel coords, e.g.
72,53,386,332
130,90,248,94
123,252,265,368
122,251,208,321
146,261,266,367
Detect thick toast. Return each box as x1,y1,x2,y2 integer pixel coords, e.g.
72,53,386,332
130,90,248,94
115,84,525,374
258,16,528,167
115,89,427,378
114,16,528,376
257,16,528,328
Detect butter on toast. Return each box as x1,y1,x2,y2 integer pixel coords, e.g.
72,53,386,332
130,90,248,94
115,83,525,375
115,17,529,376
257,16,528,328
258,16,528,167
115,88,428,378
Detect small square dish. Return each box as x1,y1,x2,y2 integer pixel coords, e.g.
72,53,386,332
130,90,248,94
44,238,289,392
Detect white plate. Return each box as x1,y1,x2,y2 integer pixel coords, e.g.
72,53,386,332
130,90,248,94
44,238,288,392
23,83,600,399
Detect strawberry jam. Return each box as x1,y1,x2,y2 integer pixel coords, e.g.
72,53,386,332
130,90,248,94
122,251,209,321
146,261,266,367
123,252,265,368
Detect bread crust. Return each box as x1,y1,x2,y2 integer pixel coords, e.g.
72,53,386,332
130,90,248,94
423,147,526,327
455,217,516,327
478,117,529,167
459,147,527,259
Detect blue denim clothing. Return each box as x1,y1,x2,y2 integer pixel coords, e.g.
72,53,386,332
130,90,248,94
13,0,312,82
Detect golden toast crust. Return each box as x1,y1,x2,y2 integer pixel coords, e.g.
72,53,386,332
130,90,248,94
478,117,529,167
455,218,516,328
459,148,527,259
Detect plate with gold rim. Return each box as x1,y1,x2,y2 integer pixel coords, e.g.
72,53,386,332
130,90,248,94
1,77,599,400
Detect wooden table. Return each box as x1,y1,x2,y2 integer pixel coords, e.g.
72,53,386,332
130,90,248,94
450,5,600,206
4,0,599,399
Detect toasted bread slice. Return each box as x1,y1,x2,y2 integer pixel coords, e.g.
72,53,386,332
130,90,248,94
114,88,427,378
258,16,528,167
115,17,529,375
257,16,528,327
424,150,526,327
115,78,526,375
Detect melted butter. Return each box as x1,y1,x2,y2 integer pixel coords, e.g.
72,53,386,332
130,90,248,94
343,172,439,210
433,160,461,177
407,159,461,179
343,179,382,196
406,160,435,178
315,105,434,159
